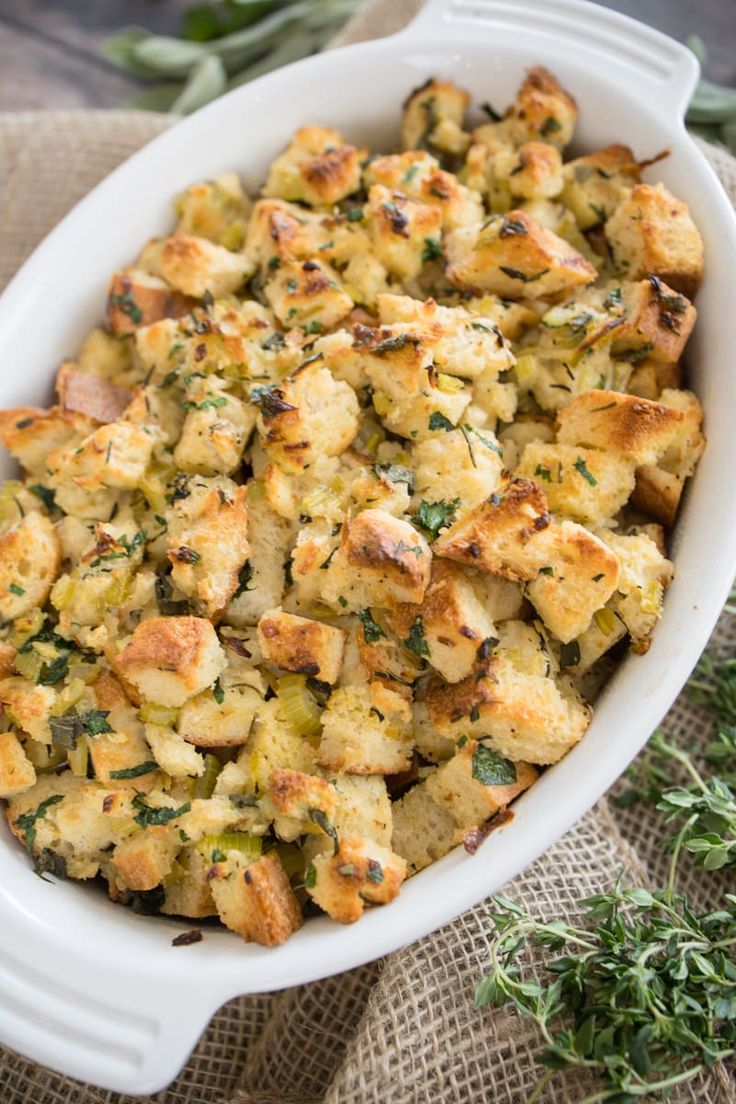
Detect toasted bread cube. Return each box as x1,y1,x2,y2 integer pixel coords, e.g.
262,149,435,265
167,480,250,621
0,678,55,744
632,465,684,528
307,835,406,924
117,616,225,707
157,233,253,299
173,385,256,476
401,78,470,154
210,849,303,945
446,209,596,298
605,183,704,298
0,406,90,477
106,269,192,336
391,560,496,683
324,509,432,609
264,126,363,207
89,725,160,789
561,144,639,229
175,172,251,249
266,767,337,842
237,699,318,795
424,740,537,828
434,478,550,581
245,198,336,269
556,389,685,466
162,846,217,919
332,775,393,849
525,521,621,642
0,731,36,797
391,783,458,872
412,428,504,513
318,684,413,775
56,365,132,424
48,419,158,491
178,683,261,748
426,656,590,765
225,495,291,627
508,66,577,149
111,827,178,892
365,151,483,229
364,185,443,282
603,530,674,650
517,442,636,525
0,512,60,621
631,388,705,525
76,326,138,386
145,724,205,778
256,360,359,474
612,278,696,364
493,141,564,200
264,257,353,331
258,608,345,683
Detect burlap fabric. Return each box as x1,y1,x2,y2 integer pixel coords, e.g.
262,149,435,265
1,3,735,1100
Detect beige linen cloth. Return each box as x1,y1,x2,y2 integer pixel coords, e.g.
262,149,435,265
1,2,735,1100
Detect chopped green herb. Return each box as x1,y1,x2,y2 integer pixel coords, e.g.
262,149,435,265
534,464,552,483
346,207,364,222
109,761,158,780
15,794,64,857
421,237,443,263
499,266,550,283
540,116,562,137
337,595,348,608
366,859,384,884
415,498,459,539
373,463,415,493
481,102,501,121
404,616,429,658
472,744,517,785
574,456,598,486
538,566,554,577
132,796,191,829
172,546,201,565
29,484,55,510
304,862,317,888
604,287,623,309
428,411,455,432
109,290,143,325
8,583,25,596
213,678,225,705
357,609,385,644
372,332,421,356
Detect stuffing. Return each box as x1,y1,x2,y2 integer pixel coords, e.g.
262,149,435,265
178,682,262,747
48,419,159,493
446,210,597,299
225,494,291,627
491,141,564,201
145,724,205,778
0,405,91,477
162,846,217,919
56,365,131,424
106,269,192,336
612,278,696,365
263,126,364,206
264,257,353,331
401,78,470,155
174,172,251,249
266,767,337,841
157,233,254,299
516,442,636,525
237,698,318,794
257,608,345,683
631,388,705,526
318,683,414,774
503,66,577,149
412,427,503,512
0,731,36,798
0,678,56,744
166,478,250,621
89,725,161,789
331,774,393,848
605,183,704,298
323,508,432,609
365,151,483,229
560,144,639,229
306,835,407,923
256,359,359,474
116,616,225,707
364,185,443,282
111,827,178,893
209,849,303,945
173,383,256,476
392,782,459,872
556,389,686,466
601,530,674,650
390,559,497,684
426,655,591,765
424,740,537,828
0,512,60,621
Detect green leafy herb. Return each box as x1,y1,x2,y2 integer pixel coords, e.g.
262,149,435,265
372,332,422,356
428,411,455,432
588,202,607,224
415,498,459,539
538,566,554,577
109,761,159,780
29,484,55,510
233,560,254,598
132,796,191,829
304,862,317,888
213,677,225,705
366,859,384,884
373,463,415,493
308,807,338,854
83,710,114,736
481,102,501,121
616,342,653,364
534,464,552,483
499,216,527,238
604,287,622,309
472,744,516,786
109,290,143,324
357,609,384,644
540,116,562,137
573,456,598,487
8,583,25,596
346,207,364,222
421,237,443,263
499,266,549,283
15,794,64,857
171,545,201,565
404,616,429,658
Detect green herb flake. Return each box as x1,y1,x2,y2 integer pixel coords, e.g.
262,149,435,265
421,237,443,263
132,796,191,829
471,744,517,786
428,411,455,432
346,207,364,222
213,677,225,705
366,859,384,884
109,761,158,780
29,484,55,510
15,794,64,857
404,616,430,658
573,456,598,486
304,862,317,888
415,498,459,539
499,266,549,283
534,464,552,483
357,609,385,644
540,116,562,137
8,583,25,596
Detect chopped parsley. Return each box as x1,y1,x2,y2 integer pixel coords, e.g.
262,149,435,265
213,678,225,705
15,794,64,857
28,484,55,510
357,609,385,643
50,708,113,749
422,237,443,263
109,761,158,780
8,583,25,596
404,616,430,658
109,289,143,325
574,456,598,486
540,116,562,137
171,546,201,565
472,744,517,786
534,464,552,483
428,411,455,432
345,208,364,222
415,498,459,539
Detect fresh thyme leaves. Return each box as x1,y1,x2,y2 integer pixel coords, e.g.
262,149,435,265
415,498,459,539
357,609,384,644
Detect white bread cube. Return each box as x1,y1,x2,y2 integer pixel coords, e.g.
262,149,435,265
401,78,470,154
561,144,639,229
157,233,253,299
0,731,36,798
209,849,303,946
263,126,363,207
556,389,686,466
174,172,251,249
111,827,178,893
323,509,432,610
106,269,192,336
364,185,443,282
391,783,458,873
0,512,60,621
264,257,353,331
307,835,406,924
516,442,636,525
117,616,225,707
318,684,413,774
258,608,345,683
424,740,537,828
365,151,483,229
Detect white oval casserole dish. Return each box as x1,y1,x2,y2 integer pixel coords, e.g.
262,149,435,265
1,0,735,1092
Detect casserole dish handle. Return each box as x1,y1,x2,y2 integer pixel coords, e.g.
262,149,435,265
403,0,699,122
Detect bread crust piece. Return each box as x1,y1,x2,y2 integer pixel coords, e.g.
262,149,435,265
556,389,686,466
209,850,303,946
56,365,132,424
446,209,596,300
116,616,225,707
257,608,345,683
106,269,193,336
306,835,407,923
264,126,364,207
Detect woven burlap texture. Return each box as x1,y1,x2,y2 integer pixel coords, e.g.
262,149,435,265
1,3,735,1100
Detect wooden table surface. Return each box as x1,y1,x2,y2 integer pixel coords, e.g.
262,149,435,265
0,0,734,111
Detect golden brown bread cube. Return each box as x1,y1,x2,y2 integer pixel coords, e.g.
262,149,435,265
264,257,353,331
612,277,696,365
106,269,193,336
506,66,578,149
391,783,458,873
492,141,564,201
560,144,639,229
424,739,537,828
325,508,433,609
157,233,253,299
266,767,338,842
0,512,60,621
445,209,596,299
401,78,470,155
264,126,364,207
0,406,91,477
257,608,345,683
117,616,225,707
209,849,303,946
306,835,407,924
365,151,483,230
556,389,686,466
364,185,443,282
162,846,217,919
516,442,636,526
605,183,704,299
174,172,251,249
318,684,414,775
111,827,178,892
0,731,36,798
